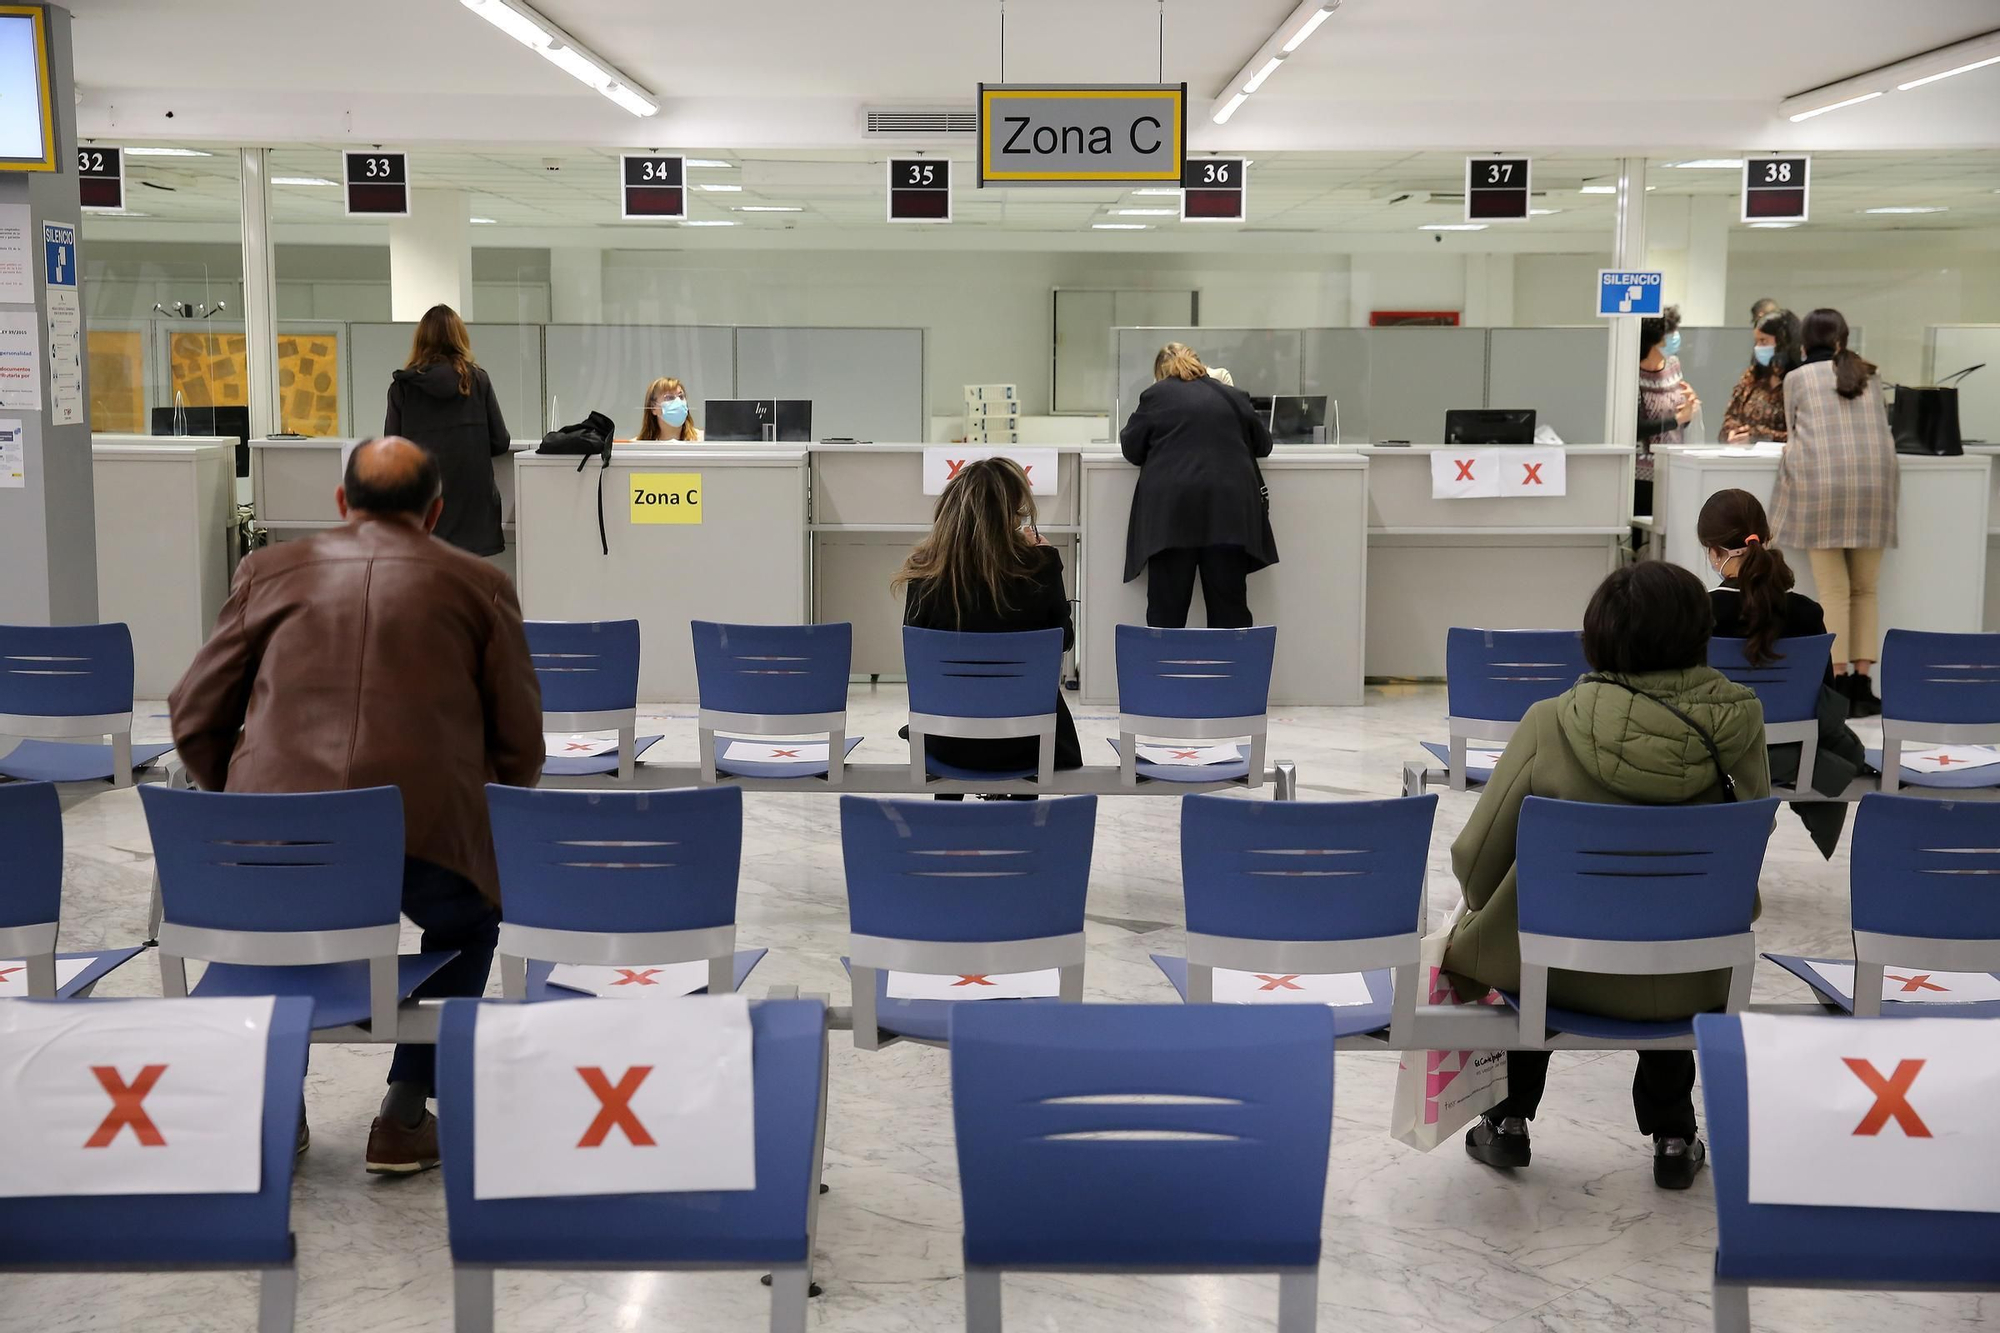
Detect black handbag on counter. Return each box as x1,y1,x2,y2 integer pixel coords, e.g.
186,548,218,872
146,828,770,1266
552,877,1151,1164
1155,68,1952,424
1890,364,1981,457
537,411,617,553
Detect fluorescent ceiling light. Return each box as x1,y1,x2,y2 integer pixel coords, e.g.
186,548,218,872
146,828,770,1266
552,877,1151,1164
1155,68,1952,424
1421,223,1487,231
1788,89,1883,121
459,0,658,116
1529,208,1561,215
471,216,498,224
697,183,742,192
1897,52,2000,90
1748,221,1799,229
686,159,735,169
126,146,211,157
1282,5,1336,52
83,207,145,215
681,219,736,227
735,205,802,212
1213,91,1248,124
1579,184,1617,194
1243,56,1283,93
1861,206,1945,214
1115,208,1176,216
1131,188,1180,196
1667,159,1744,169
271,176,335,187
1093,223,1149,230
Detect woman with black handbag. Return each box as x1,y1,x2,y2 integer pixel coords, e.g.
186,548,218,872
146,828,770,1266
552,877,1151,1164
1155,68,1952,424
1117,342,1278,628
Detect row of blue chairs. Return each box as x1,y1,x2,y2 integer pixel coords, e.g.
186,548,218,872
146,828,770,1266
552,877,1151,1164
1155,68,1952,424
1411,626,2000,800
6,995,1993,1331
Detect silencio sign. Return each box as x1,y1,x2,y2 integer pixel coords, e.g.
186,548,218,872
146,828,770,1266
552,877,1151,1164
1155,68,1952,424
977,83,1185,187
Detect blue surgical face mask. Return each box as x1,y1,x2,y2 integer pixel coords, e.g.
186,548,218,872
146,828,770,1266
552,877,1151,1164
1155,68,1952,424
1753,344,1777,367
657,397,689,427
1661,331,1682,357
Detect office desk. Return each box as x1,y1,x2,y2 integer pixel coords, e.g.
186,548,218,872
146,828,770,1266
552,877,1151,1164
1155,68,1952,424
514,447,811,700
1080,449,1369,706
92,440,236,695
1658,446,1990,634
1353,444,1633,678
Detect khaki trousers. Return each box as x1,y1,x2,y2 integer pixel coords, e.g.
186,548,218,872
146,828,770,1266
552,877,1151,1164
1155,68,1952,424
1807,547,1885,664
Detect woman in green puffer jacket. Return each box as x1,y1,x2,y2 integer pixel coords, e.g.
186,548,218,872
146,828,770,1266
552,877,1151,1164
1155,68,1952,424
1444,560,1770,1191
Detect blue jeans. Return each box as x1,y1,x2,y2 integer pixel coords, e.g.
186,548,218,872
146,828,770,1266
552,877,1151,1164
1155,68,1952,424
387,857,500,1094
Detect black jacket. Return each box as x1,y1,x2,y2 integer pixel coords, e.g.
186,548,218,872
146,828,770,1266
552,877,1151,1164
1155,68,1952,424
1119,375,1277,582
1711,582,1871,857
385,362,511,557
902,545,1083,773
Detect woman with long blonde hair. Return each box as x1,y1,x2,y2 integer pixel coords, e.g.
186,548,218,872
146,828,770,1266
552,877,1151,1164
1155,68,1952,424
636,376,703,442
894,457,1081,780
384,303,511,556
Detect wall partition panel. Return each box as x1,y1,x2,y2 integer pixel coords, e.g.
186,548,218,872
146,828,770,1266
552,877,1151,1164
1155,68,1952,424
1674,327,1755,444
733,326,924,443
1300,328,1372,444
1487,327,1608,445
544,324,736,440
1930,325,2000,445
1364,327,1487,444
350,322,545,441
1113,327,1301,428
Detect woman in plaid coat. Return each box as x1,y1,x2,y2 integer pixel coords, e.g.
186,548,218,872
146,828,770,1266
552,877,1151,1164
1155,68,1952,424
1770,307,1897,715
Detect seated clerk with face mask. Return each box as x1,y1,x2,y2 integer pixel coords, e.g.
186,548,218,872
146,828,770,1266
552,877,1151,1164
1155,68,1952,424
634,376,703,442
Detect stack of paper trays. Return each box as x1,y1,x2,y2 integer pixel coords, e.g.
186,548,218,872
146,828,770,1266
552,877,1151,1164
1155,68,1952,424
964,383,1020,443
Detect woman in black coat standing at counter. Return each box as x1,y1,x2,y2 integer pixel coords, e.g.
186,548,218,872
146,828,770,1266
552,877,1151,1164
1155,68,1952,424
384,304,511,558
1119,342,1278,628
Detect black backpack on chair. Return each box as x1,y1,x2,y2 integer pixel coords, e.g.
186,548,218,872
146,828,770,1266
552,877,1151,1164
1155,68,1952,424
536,411,617,553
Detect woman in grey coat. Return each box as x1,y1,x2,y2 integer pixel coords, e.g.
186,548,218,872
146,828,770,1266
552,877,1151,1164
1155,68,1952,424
1769,307,1897,716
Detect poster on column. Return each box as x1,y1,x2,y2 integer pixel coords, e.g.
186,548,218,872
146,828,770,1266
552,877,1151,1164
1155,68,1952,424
0,996,274,1197
0,309,41,409
0,203,30,304
0,418,21,488
1740,1012,2000,1213
42,221,80,424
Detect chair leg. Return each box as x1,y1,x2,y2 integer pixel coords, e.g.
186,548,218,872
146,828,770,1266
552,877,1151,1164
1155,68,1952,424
1711,1278,1751,1333
700,726,719,784
827,727,846,788
257,1264,299,1333
618,722,637,782
158,951,190,998
1277,1269,1318,1333
851,964,883,1051
806,1020,831,1288
499,953,529,1001
1274,761,1297,802
112,732,134,788
964,1267,1003,1333
453,1266,496,1333
767,1266,811,1333
146,870,164,945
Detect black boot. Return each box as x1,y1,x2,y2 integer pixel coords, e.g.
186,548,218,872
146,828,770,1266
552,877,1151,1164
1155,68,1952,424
1845,672,1882,718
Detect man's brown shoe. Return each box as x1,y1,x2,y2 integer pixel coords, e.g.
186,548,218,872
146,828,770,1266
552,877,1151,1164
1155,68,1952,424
365,1110,440,1175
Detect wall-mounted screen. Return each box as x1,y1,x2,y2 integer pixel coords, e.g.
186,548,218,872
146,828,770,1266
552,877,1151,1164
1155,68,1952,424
0,7,54,171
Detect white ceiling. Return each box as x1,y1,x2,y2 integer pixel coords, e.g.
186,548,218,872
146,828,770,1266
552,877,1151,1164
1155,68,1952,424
64,0,2000,153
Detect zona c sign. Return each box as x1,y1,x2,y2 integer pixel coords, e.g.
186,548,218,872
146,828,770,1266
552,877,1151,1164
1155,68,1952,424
978,83,1185,187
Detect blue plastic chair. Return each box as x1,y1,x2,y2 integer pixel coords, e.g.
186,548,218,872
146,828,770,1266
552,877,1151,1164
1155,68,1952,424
1152,793,1433,1046
692,620,861,784
1512,796,1780,1046
0,995,315,1331
140,785,456,1035
1694,1013,2000,1330
903,626,1065,786
1415,628,1587,793
950,1003,1335,1331
438,997,830,1332
1767,794,2000,1018
486,784,766,1001
1874,630,2000,791
840,794,1094,1050
1111,624,1277,788
0,782,142,998
526,619,659,781
0,623,173,785
1709,634,1835,797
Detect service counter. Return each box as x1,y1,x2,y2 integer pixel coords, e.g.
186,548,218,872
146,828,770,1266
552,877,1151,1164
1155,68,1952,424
92,439,236,696
1658,445,1990,634
1349,444,1634,678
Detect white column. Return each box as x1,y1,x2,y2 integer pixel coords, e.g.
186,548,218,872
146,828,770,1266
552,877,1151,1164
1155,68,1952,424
1681,195,1732,328
1603,158,1648,447
549,247,604,323
238,147,280,441
389,189,473,321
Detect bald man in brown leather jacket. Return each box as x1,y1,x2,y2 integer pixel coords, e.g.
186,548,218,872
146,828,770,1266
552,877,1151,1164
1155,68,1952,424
170,436,543,1174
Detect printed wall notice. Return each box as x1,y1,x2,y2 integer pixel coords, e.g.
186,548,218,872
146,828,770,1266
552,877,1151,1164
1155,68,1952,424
0,204,30,304
0,418,21,488
0,310,40,410
45,288,80,424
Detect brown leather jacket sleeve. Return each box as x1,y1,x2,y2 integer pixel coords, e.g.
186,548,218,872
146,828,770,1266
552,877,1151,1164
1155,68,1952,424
482,579,545,788
168,560,260,792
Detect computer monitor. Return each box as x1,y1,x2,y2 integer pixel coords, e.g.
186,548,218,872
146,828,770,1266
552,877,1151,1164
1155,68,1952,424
152,405,252,477
705,398,813,442
1443,408,1536,446
1269,395,1328,445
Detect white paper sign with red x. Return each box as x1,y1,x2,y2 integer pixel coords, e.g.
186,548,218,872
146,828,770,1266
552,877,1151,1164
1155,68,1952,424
1210,969,1375,1006
472,995,755,1200
546,961,713,999
922,447,1059,496
1740,1013,2000,1212
1802,962,2000,1005
0,957,92,996
885,969,1061,1001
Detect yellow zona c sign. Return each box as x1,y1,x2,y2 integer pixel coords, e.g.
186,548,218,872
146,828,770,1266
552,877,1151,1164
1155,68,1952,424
630,473,702,524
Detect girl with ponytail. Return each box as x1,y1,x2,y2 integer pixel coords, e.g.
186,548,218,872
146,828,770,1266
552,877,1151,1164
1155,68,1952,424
1698,487,1873,857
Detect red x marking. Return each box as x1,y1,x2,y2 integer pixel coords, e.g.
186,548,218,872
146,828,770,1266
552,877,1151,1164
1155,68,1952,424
1454,459,1476,481
1255,974,1304,991
1172,749,1201,760
0,965,22,984
1887,973,1949,993
1022,464,1034,479
1844,1058,1931,1138
1934,754,1962,767
85,1065,168,1148
611,968,663,987
769,748,801,759
946,459,966,479
1522,462,1544,485
952,974,995,987
563,742,597,752
576,1066,656,1147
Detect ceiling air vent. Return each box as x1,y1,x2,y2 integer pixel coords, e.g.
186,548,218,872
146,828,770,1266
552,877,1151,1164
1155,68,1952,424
861,106,979,139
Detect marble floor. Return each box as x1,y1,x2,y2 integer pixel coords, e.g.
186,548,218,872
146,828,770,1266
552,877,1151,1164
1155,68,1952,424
7,684,1991,1333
